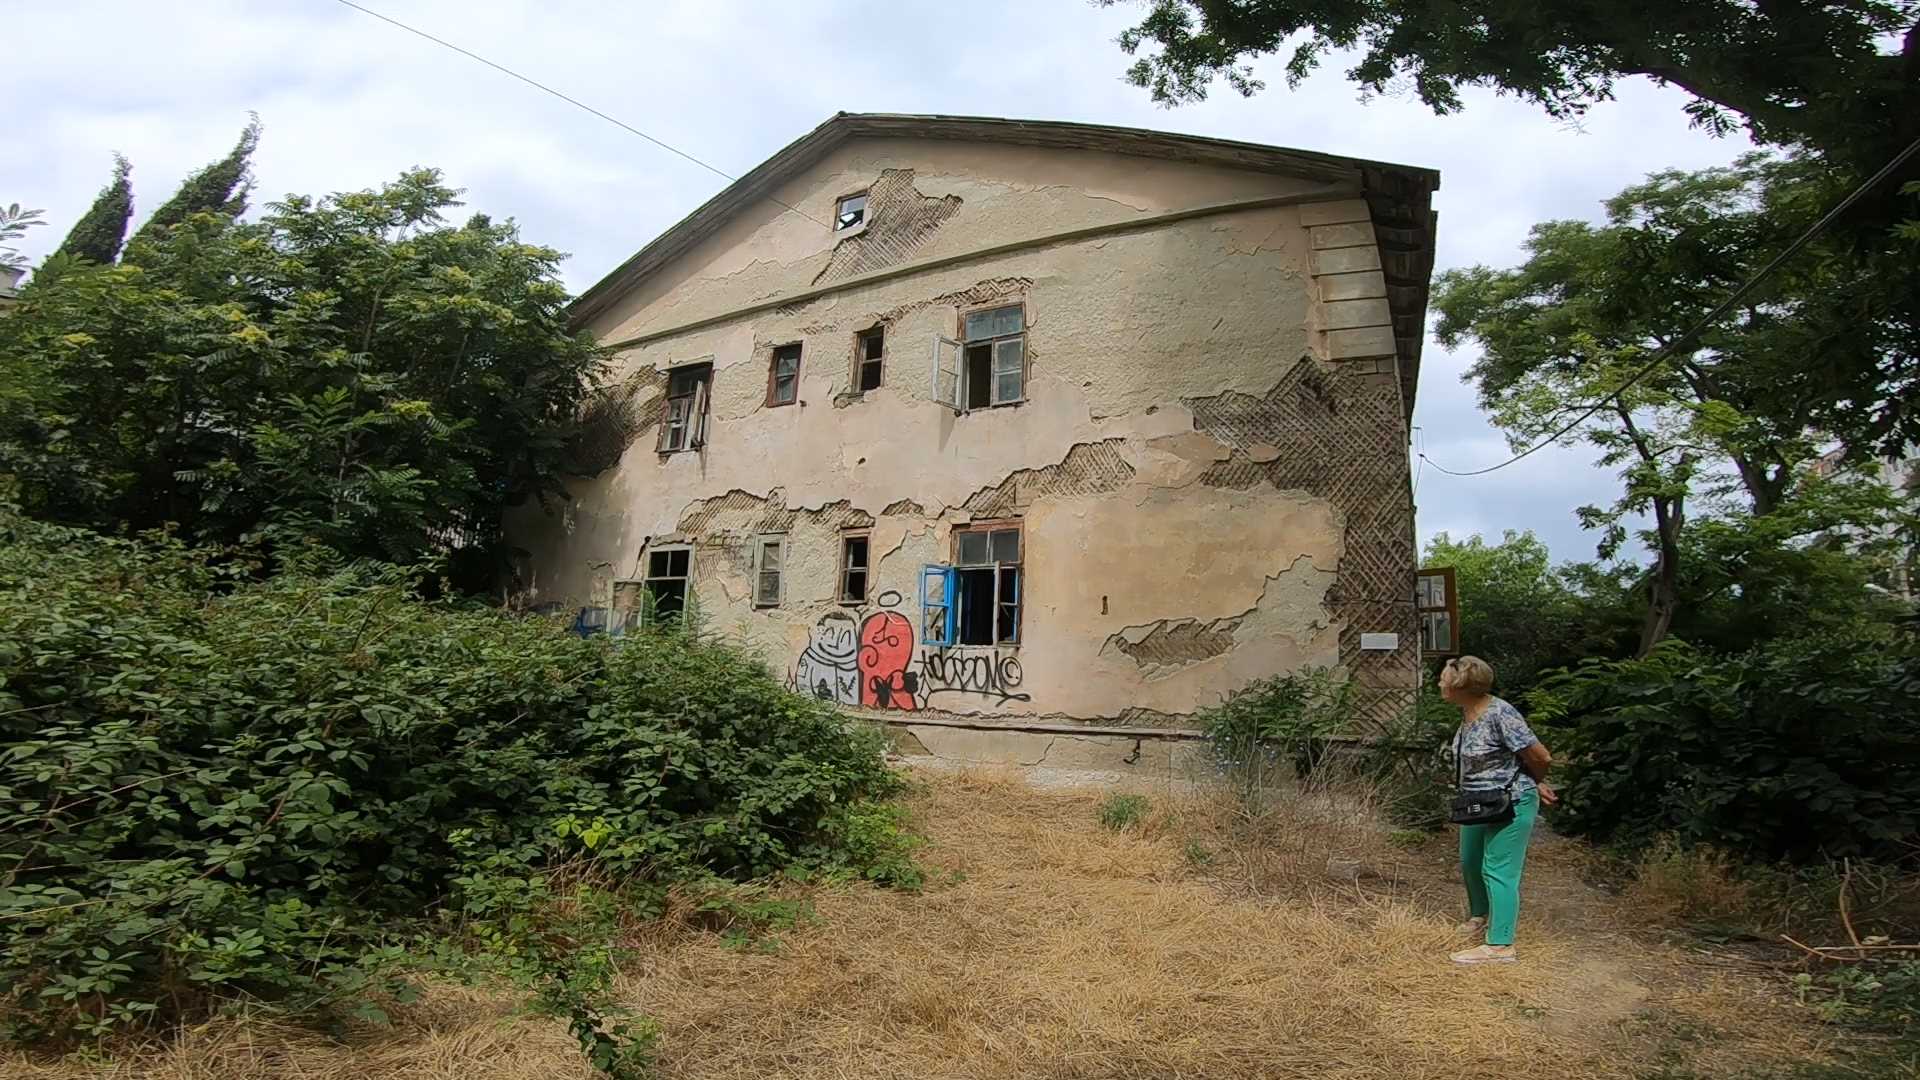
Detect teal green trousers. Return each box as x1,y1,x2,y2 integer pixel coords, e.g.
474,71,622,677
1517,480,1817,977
1458,787,1539,946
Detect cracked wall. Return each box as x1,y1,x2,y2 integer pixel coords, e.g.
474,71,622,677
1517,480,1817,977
511,135,1417,727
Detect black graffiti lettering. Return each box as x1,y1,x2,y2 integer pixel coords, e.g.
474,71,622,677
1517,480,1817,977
918,649,1030,704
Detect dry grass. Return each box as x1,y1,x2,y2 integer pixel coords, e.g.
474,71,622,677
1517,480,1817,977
3,767,1841,1079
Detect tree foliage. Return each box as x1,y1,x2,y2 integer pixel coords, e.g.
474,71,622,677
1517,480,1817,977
1532,636,1920,863
126,117,259,254
0,512,902,1045
0,203,46,272
1433,155,1914,651
1421,530,1633,697
50,155,132,266
1103,0,1920,171
0,168,603,580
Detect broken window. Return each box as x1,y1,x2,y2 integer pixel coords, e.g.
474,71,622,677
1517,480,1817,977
840,532,870,604
856,327,884,393
920,564,954,648
835,192,867,231
951,523,1021,646
753,535,784,607
766,344,801,407
658,362,712,453
962,304,1025,409
1416,566,1458,655
643,545,692,623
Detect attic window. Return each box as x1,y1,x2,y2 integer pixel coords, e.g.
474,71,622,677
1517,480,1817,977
835,193,867,231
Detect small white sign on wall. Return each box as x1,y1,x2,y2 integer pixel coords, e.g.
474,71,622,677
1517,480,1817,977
1359,632,1400,651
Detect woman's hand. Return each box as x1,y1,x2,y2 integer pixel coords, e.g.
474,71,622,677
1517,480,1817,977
1536,783,1559,807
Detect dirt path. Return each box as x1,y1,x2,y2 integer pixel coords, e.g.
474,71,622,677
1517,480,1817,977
3,767,1837,1079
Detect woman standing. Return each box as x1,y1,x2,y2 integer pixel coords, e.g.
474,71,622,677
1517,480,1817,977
1439,656,1557,965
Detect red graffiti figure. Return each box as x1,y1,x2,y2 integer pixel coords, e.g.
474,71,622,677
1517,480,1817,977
858,611,918,710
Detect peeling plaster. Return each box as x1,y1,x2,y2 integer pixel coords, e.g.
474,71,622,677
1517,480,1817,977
514,137,1412,727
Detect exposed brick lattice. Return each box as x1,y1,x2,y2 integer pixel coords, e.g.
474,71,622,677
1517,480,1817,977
813,169,962,285
961,439,1135,517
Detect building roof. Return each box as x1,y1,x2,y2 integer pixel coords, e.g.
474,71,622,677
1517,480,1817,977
571,112,1439,417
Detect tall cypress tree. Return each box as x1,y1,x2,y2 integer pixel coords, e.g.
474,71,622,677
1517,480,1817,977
127,117,261,251
53,155,134,265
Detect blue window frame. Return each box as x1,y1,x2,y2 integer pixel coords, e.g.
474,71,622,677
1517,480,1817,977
920,564,956,648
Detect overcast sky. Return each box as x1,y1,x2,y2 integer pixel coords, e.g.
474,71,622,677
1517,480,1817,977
4,1,1760,563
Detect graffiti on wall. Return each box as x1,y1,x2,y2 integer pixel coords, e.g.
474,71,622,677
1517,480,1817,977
918,649,1030,705
791,588,1031,710
793,611,861,705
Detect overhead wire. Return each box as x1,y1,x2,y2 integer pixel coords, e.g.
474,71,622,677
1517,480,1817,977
1419,134,1920,479
328,0,832,229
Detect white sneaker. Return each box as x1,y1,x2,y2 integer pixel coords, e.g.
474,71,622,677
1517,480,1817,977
1450,944,1517,965
1455,916,1487,936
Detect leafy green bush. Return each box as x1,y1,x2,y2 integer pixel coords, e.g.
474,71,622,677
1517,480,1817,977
1099,793,1151,831
0,512,899,1047
1531,637,1920,862
1200,668,1352,802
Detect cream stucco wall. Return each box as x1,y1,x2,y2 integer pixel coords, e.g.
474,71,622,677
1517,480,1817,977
511,136,1420,727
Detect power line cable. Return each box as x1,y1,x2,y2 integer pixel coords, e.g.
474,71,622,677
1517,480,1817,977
328,0,831,229
1420,134,1920,479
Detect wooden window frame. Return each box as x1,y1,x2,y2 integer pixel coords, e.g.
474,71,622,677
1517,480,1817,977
657,360,712,454
950,519,1023,647
956,301,1027,411
764,343,802,408
638,544,693,624
751,534,785,608
839,530,870,605
853,326,885,395
1416,566,1459,655
833,190,869,236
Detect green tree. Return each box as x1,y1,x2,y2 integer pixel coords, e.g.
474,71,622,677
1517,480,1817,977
0,202,45,271
1103,0,1918,171
1421,530,1632,696
1433,155,1908,652
126,117,259,253
50,154,132,265
0,168,604,581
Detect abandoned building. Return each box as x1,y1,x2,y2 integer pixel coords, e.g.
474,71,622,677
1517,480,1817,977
511,113,1440,768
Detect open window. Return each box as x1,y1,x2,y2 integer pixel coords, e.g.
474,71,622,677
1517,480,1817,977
856,327,884,393
840,532,870,604
752,535,785,608
950,523,1021,646
765,344,801,407
1416,567,1459,655
642,545,692,623
920,564,954,648
658,362,712,453
835,192,867,231
962,304,1025,410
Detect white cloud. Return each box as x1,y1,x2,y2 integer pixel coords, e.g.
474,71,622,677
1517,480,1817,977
3,0,1757,562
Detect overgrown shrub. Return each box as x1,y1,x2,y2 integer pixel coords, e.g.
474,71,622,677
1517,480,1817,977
0,512,900,1047
1531,637,1920,862
1200,668,1352,805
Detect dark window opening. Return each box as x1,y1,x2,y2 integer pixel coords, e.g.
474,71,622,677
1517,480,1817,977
953,525,1021,646
767,344,801,407
645,547,691,621
956,568,996,645
841,534,870,603
658,363,712,453
959,304,1025,408
835,193,867,231
857,328,884,392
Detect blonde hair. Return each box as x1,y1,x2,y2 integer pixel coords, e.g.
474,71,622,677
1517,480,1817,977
1445,655,1496,696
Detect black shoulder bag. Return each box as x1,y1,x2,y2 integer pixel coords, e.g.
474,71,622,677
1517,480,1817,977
1448,727,1515,826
